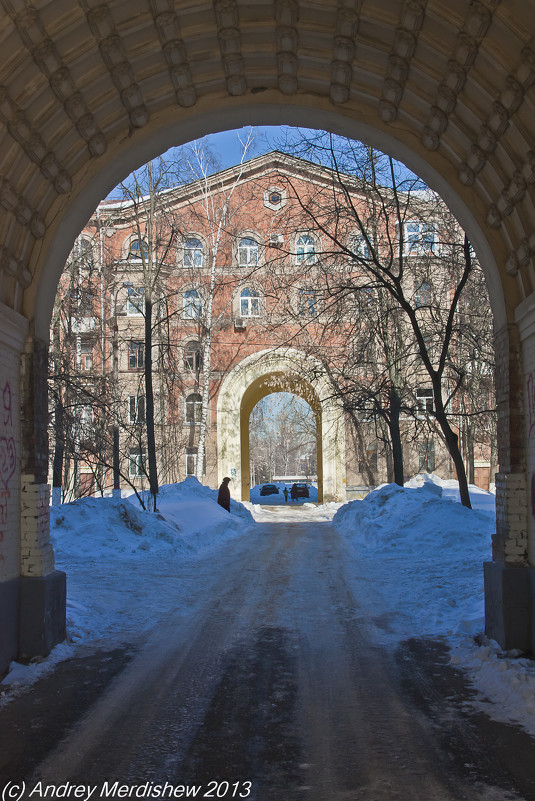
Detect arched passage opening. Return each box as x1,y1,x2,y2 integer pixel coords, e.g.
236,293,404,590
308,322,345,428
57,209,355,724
248,392,318,496
217,350,346,504
0,2,534,670
243,380,322,503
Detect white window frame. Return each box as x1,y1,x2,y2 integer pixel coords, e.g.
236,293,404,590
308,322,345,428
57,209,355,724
185,447,197,476
79,405,94,436
403,221,437,256
415,281,432,307
296,234,316,264
128,239,148,260
129,395,146,425
129,448,145,477
184,341,203,371
80,342,93,371
128,340,144,369
298,288,318,316
183,237,203,268
127,286,145,316
419,439,436,472
185,393,203,424
240,287,261,317
238,237,259,267
353,234,371,259
416,387,434,417
183,289,202,320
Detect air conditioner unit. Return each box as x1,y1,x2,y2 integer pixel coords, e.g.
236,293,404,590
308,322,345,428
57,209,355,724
269,233,284,247
234,317,247,329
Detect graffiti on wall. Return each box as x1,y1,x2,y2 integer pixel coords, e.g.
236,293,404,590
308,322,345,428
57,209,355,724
529,373,535,438
0,380,15,566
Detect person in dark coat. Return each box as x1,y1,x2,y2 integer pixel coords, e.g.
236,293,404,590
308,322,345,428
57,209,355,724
217,476,231,512
290,483,298,502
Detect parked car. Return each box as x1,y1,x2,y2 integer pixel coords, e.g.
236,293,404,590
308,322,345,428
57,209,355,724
294,483,310,498
260,483,279,496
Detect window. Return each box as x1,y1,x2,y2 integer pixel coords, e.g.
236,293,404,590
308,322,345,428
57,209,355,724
184,341,203,371
185,447,197,476
359,444,378,473
129,395,145,425
129,448,145,477
79,237,94,266
184,238,203,268
416,387,434,416
80,343,93,371
298,289,318,316
296,234,316,264
415,281,432,307
264,187,286,210
129,239,148,260
127,286,144,316
238,237,259,266
78,288,94,317
353,234,371,259
183,289,202,319
185,393,203,424
128,340,144,369
419,439,436,472
79,405,94,436
240,287,260,317
355,286,375,313
404,221,437,256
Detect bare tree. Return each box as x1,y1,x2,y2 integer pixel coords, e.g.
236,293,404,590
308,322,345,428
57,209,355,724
265,132,495,506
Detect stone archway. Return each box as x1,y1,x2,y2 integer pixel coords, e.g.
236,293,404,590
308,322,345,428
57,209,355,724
217,349,346,504
0,2,534,671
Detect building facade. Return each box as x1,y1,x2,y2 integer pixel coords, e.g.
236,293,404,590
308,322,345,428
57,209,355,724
49,151,495,503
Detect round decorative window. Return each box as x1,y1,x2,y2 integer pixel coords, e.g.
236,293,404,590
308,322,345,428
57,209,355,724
269,191,282,205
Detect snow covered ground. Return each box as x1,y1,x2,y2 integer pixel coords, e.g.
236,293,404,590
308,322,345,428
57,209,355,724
2,473,535,740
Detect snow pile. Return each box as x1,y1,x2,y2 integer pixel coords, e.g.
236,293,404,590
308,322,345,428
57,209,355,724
333,479,494,639
42,477,255,653
52,476,254,560
333,475,535,737
333,479,494,558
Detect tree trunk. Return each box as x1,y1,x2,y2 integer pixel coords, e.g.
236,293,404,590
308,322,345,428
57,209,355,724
434,399,472,508
466,424,475,485
144,298,159,510
388,386,404,486
52,399,64,506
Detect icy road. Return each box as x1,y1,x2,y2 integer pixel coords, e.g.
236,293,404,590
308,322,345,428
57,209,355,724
2,517,534,801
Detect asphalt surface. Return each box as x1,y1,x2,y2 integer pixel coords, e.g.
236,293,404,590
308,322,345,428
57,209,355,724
1,519,534,800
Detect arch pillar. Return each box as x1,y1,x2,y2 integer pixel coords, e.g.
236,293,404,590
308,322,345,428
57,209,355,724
0,316,65,675
485,303,535,651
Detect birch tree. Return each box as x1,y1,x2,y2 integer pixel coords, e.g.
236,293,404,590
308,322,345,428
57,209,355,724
175,132,257,481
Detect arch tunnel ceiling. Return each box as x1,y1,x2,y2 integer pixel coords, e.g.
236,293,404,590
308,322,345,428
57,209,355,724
0,0,534,334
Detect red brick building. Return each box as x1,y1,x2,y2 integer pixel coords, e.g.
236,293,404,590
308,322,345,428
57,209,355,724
49,152,495,502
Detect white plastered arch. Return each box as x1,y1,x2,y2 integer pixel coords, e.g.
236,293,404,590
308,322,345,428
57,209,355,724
216,348,346,503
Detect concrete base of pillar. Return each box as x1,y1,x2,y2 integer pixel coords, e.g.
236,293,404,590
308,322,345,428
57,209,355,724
0,578,20,678
19,570,66,661
484,562,534,652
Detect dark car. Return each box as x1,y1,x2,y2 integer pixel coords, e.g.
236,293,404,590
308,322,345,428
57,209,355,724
294,483,310,498
260,483,279,496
